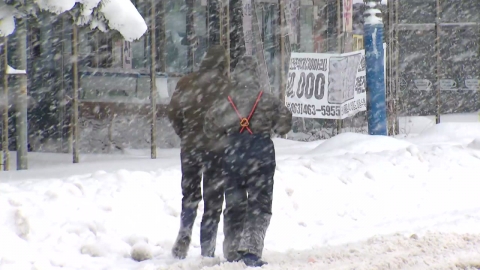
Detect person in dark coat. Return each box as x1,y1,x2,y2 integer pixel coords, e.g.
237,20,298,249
167,45,230,259
203,56,292,267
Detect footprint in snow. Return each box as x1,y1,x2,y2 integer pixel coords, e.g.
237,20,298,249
365,171,375,180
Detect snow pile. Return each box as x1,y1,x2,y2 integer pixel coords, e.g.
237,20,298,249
307,132,412,156
409,122,480,145
397,113,480,137
1,122,480,269
0,0,147,41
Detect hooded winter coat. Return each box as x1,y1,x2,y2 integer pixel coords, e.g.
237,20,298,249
203,56,292,264
167,45,231,151
203,56,292,140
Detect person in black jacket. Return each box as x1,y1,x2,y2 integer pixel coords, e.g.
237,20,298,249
204,56,292,267
167,45,230,259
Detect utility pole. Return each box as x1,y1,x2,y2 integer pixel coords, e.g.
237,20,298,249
12,17,28,169
1,37,9,171
363,0,387,136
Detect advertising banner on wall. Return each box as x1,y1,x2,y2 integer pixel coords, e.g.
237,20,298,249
285,50,367,119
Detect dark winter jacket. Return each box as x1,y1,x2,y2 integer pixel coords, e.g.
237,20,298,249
203,56,292,141
167,45,231,151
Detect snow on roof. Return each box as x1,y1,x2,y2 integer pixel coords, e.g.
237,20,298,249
97,0,148,41
0,1,19,36
0,0,147,41
6,65,27,75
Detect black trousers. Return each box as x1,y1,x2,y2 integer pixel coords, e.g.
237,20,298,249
222,134,275,261
177,147,224,257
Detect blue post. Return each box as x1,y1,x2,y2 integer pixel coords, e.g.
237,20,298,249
364,0,387,136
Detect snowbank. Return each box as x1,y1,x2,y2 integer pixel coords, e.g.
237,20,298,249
308,132,412,156
408,122,480,145
1,123,480,269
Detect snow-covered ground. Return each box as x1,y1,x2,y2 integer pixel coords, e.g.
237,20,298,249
2,118,480,269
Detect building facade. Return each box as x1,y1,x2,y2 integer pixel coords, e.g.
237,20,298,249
5,0,478,152
2,0,348,153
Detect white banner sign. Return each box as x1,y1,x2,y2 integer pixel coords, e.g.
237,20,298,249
285,50,367,119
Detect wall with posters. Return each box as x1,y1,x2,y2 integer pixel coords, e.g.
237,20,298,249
395,0,480,116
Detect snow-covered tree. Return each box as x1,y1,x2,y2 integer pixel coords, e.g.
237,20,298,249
0,0,147,41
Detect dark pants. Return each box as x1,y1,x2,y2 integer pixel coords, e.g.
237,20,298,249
176,147,224,257
222,133,275,261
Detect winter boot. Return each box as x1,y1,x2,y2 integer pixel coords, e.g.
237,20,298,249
241,253,268,267
172,233,191,259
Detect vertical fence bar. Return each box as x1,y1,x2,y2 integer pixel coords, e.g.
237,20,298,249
252,0,272,92
386,0,391,134
387,0,398,135
150,0,157,159
157,0,166,73
435,0,441,124
221,0,231,77
226,0,231,77
230,0,244,70
394,0,400,132
392,0,399,135
1,37,9,171
72,23,80,163
15,18,28,170
208,0,221,45
187,0,195,72
279,0,286,101
336,0,343,135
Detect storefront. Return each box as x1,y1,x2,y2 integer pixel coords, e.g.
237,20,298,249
3,0,350,152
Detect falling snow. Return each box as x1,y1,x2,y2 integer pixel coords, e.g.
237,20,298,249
1,0,480,269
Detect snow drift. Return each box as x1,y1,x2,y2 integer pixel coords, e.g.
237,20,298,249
1,122,480,269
